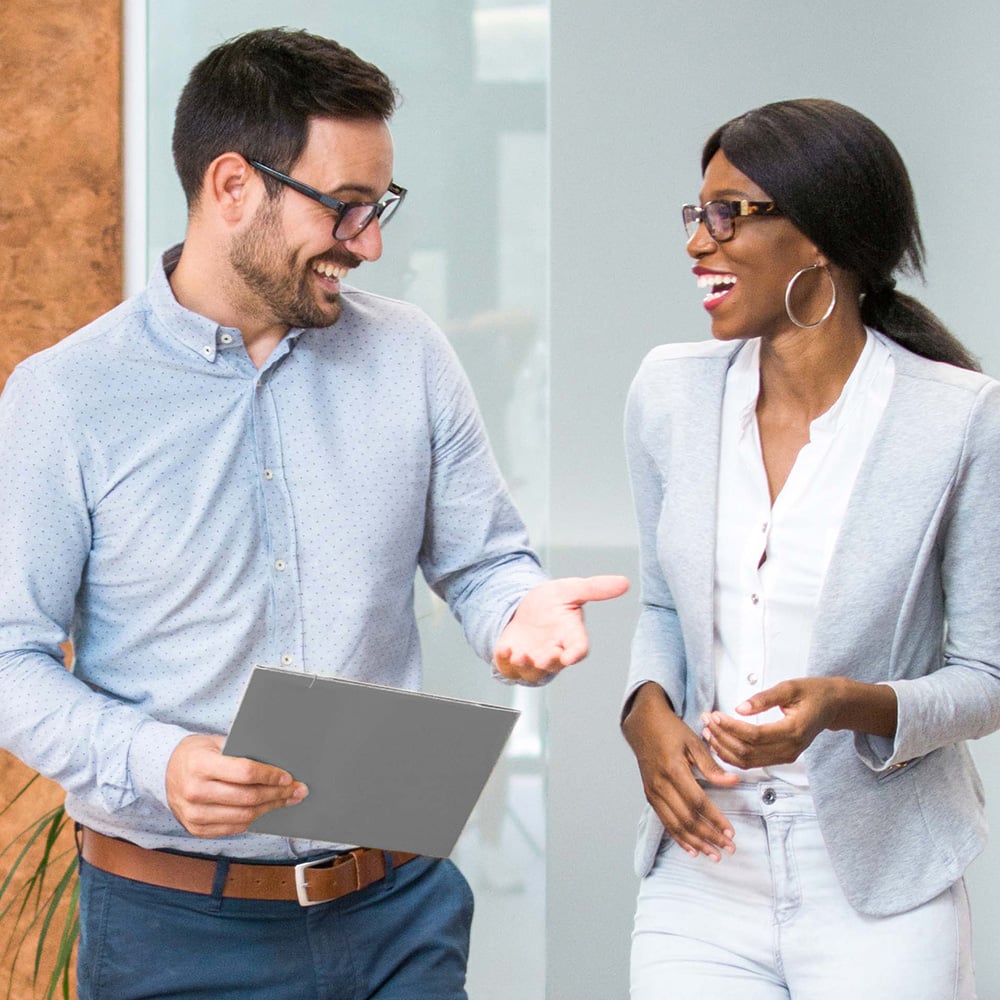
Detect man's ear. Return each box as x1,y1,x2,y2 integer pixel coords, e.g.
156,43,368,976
201,153,258,225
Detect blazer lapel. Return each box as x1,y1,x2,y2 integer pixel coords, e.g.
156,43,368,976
809,347,968,680
662,350,733,712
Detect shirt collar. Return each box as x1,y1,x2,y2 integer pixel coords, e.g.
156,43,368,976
809,328,888,437
147,243,310,364
727,336,761,436
725,328,891,439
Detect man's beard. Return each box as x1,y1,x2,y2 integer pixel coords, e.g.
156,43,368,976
229,199,354,331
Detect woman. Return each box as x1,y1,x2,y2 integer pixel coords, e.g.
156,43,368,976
622,98,1000,999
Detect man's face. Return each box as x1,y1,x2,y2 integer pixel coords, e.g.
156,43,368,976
229,116,395,330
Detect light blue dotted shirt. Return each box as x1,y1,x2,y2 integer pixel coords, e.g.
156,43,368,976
0,250,545,859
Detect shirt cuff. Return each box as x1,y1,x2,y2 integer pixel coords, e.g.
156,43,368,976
853,681,906,772
125,718,193,811
853,731,903,771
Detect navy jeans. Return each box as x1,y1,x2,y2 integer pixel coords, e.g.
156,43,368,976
77,854,473,999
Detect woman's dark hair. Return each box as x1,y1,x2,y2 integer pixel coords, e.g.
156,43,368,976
172,27,398,210
703,98,978,371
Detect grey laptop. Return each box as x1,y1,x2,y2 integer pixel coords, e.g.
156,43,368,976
223,665,520,858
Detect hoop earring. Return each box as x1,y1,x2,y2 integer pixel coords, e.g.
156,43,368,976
785,264,837,329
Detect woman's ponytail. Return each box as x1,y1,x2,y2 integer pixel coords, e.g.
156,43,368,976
860,284,980,372
706,99,980,373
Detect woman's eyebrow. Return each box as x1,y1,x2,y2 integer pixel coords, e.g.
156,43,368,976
698,188,756,201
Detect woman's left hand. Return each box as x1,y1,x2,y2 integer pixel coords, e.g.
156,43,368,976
700,678,843,769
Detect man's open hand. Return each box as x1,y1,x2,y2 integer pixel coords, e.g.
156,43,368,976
493,574,629,682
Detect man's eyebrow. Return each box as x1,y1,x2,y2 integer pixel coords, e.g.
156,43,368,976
328,183,382,201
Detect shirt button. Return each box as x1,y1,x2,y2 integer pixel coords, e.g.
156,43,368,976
274,560,286,571
762,788,777,805
281,654,294,666
220,333,233,345
202,346,213,357
750,593,760,605
761,522,768,533
264,469,274,481
746,672,758,685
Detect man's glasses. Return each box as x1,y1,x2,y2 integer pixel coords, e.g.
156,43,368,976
682,200,781,243
249,160,407,242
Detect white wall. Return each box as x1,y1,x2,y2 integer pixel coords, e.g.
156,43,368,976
546,2,1000,997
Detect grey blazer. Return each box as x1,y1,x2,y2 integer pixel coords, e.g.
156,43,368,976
624,334,1000,916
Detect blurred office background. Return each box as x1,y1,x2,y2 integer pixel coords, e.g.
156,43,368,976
4,2,1000,997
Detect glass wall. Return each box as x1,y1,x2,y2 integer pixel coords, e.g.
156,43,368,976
139,3,549,996
134,4,1000,997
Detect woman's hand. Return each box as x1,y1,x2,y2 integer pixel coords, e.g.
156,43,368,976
622,683,739,862
700,676,898,769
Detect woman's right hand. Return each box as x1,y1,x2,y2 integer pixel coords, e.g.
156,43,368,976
622,682,740,861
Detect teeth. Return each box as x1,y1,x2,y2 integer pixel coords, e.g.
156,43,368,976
315,263,349,280
696,273,737,289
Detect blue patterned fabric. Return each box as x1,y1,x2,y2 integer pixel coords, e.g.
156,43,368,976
0,251,544,859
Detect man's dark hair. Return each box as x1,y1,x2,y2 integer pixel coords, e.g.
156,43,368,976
703,98,978,370
172,27,398,209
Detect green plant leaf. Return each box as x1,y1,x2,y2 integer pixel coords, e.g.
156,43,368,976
0,779,79,1000
0,774,41,820
46,882,79,1000
34,858,78,985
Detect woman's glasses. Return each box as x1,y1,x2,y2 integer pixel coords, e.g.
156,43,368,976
682,200,781,243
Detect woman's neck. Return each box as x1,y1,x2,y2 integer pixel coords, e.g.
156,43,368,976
756,317,868,423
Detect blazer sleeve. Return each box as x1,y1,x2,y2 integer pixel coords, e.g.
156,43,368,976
622,363,689,719
856,378,1000,769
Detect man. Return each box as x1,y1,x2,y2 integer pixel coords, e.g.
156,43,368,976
0,28,626,1000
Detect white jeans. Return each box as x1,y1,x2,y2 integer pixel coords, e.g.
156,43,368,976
631,782,975,1000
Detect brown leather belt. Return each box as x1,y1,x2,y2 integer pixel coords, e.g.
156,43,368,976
79,827,419,907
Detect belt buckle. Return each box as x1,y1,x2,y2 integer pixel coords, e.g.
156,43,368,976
294,852,358,907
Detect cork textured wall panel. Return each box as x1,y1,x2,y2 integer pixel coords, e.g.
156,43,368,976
0,2,122,996
0,0,123,386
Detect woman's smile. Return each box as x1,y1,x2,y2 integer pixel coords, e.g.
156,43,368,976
693,266,738,311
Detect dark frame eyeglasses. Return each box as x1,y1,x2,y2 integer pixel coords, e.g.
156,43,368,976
682,200,781,243
249,160,407,242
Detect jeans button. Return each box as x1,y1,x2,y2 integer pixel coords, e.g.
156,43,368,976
762,787,777,805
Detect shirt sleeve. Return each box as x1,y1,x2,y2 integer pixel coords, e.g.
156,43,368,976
0,365,190,815
854,378,1000,770
416,328,548,665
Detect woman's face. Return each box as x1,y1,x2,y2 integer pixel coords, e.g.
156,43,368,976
687,150,826,341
